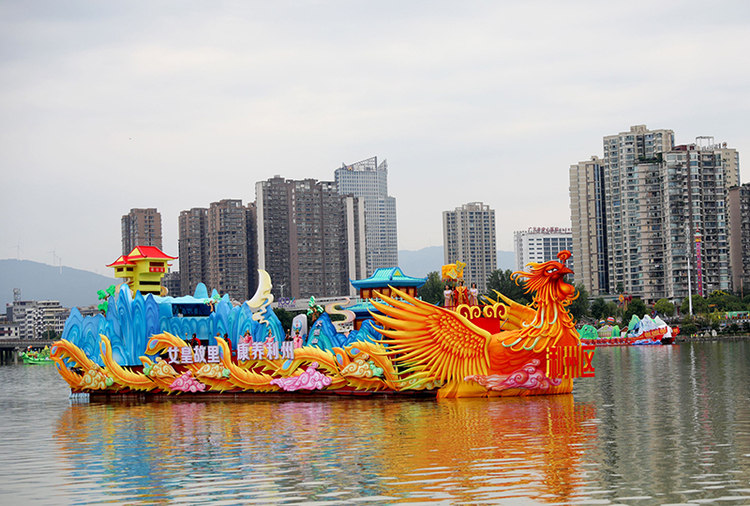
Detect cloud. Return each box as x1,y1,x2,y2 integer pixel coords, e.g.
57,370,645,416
1,0,749,273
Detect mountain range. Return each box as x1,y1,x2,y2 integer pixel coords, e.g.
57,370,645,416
0,259,116,310
0,247,514,310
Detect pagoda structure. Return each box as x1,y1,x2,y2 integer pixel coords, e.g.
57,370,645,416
107,246,177,296
347,267,426,330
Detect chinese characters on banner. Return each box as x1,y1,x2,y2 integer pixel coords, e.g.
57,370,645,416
166,342,296,365
527,226,572,234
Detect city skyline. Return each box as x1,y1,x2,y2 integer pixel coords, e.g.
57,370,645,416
2,2,750,274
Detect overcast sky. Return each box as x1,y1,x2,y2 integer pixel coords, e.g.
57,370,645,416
2,0,749,275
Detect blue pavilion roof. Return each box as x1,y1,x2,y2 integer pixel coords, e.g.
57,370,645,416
351,267,426,289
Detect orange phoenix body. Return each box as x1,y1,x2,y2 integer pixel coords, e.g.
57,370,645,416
371,250,593,398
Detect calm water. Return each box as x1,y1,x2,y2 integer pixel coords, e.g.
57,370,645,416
2,342,750,505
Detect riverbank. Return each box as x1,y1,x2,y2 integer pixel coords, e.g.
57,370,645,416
676,334,750,343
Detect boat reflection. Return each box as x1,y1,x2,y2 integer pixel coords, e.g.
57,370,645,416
54,394,596,503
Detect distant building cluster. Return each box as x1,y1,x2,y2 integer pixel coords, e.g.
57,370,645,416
2,295,67,340
122,157,397,301
569,124,748,304
108,137,749,307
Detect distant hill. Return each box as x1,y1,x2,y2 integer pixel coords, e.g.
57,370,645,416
0,259,116,310
398,247,515,278
497,250,515,271
398,246,444,278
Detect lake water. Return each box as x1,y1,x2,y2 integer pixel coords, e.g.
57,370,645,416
2,341,750,505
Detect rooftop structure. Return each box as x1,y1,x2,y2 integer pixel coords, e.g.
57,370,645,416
347,267,426,330
107,246,177,296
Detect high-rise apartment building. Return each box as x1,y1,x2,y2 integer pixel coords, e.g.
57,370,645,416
208,199,250,301
334,157,398,274
178,201,257,301
121,208,162,255
514,228,574,277
728,183,750,294
662,144,733,299
245,202,258,294
570,125,740,304
442,202,496,293
256,176,365,299
569,156,608,296
178,208,209,297
602,125,675,299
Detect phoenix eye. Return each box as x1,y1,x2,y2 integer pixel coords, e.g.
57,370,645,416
546,267,558,274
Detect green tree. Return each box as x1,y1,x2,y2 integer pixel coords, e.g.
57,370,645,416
590,298,607,320
653,298,675,317
706,290,742,312
273,308,296,332
485,269,531,305
681,322,698,336
622,298,648,326
726,301,746,311
680,295,709,315
604,301,620,319
568,284,589,322
418,271,445,306
41,329,59,340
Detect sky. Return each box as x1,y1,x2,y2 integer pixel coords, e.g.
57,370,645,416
1,0,750,275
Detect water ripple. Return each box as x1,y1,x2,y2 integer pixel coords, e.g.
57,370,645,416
2,342,750,504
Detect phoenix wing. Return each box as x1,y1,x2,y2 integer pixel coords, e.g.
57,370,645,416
370,287,491,382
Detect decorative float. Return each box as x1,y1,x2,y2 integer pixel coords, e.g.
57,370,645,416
626,314,676,345
51,248,595,399
578,313,678,346
21,346,53,364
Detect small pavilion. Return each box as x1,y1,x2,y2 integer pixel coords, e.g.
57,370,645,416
347,267,426,330
107,246,177,296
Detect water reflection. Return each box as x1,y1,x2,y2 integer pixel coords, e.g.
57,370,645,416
577,342,750,504
53,395,596,504
5,341,750,505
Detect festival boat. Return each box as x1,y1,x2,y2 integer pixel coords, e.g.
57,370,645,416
21,347,53,364
578,314,679,347
51,247,595,399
